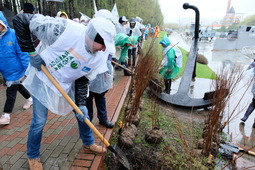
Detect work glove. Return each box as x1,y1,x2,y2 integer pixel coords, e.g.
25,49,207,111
30,54,46,71
75,105,89,122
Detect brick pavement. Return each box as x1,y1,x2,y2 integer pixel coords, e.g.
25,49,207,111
0,70,131,170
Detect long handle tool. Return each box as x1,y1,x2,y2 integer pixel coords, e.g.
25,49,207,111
41,65,131,170
111,60,135,74
220,143,255,156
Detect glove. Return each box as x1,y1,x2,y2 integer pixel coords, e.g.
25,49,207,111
75,105,89,122
30,54,46,71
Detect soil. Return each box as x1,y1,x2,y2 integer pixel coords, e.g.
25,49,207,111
106,91,211,170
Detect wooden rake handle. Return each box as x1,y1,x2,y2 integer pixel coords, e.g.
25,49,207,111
248,150,255,156
41,65,110,147
111,60,135,74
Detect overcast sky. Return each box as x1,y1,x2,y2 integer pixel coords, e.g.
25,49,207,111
159,0,255,24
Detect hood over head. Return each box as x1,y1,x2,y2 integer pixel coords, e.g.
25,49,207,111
94,9,113,22
23,3,35,14
114,33,139,47
56,11,68,19
159,34,171,47
0,11,8,36
85,17,116,55
118,16,128,24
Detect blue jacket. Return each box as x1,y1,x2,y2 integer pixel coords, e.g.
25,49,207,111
0,11,29,81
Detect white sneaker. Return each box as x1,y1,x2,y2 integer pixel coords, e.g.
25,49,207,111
23,100,33,110
0,115,10,125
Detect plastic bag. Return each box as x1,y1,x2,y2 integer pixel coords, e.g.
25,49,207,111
89,71,113,94
22,66,74,116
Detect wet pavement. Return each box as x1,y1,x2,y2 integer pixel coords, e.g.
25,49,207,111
0,70,131,169
170,32,255,165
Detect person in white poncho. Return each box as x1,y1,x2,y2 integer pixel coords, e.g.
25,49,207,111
13,13,116,169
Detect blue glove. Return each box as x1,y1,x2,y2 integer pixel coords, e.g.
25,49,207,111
30,54,46,71
75,106,89,122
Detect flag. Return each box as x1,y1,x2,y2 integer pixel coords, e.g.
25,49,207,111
111,3,119,24
93,0,98,14
79,12,91,21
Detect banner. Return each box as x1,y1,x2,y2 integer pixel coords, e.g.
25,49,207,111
111,3,119,24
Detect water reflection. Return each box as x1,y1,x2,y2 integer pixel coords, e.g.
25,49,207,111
170,32,254,145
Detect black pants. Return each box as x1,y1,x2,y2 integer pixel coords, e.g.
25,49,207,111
128,48,137,67
86,91,108,122
4,84,31,113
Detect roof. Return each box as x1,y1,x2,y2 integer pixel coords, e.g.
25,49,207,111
228,6,235,14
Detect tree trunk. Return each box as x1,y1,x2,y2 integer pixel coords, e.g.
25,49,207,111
49,1,57,17
68,0,74,19
12,0,18,14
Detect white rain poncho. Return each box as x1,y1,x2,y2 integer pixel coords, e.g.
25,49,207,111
88,9,114,94
115,22,128,34
23,14,115,115
89,52,113,94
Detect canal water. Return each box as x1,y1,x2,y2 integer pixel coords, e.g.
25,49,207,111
169,32,255,163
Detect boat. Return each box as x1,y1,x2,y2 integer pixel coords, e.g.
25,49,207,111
213,25,255,51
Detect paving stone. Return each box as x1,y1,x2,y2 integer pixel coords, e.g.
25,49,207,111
0,71,130,170
21,159,29,169
43,157,56,170
9,151,25,165
52,126,64,135
67,148,79,162
60,161,72,170
50,166,60,170
56,153,69,167
43,128,54,137
0,140,9,149
69,133,80,143
44,134,57,144
47,117,59,125
58,116,67,122
6,137,22,147
19,168,28,170
0,129,8,136
5,128,17,136
66,113,75,120
40,143,48,154
16,124,30,132
41,149,53,163
73,141,83,150
10,157,26,170
1,163,12,170
63,123,74,131
51,145,65,158
72,159,92,167
59,136,72,146
62,142,75,154
0,155,11,166
19,136,28,145
47,139,61,150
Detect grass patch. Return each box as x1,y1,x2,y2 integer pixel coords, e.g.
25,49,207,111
179,47,217,80
156,31,217,81
107,90,211,169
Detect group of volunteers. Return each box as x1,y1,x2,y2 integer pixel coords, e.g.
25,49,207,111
0,2,183,169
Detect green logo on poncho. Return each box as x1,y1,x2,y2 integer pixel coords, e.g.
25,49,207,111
70,61,80,69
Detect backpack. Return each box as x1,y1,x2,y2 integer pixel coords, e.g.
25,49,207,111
173,46,183,68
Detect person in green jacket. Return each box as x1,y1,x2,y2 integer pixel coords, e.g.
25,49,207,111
159,34,180,94
114,33,139,76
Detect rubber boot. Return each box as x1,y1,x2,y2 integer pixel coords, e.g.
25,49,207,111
122,62,132,76
164,79,171,94
241,103,254,122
